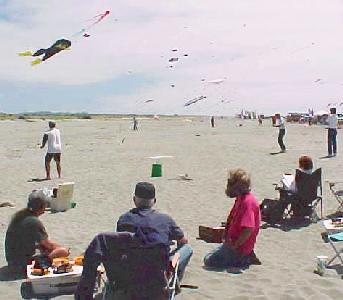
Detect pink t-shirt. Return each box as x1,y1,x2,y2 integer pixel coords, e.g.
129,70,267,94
225,192,261,255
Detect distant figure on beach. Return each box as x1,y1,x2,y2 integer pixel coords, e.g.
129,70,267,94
116,182,193,281
211,116,215,128
40,121,62,179
4,191,69,276
258,115,263,125
327,107,338,157
273,113,286,153
204,169,261,269
133,116,138,131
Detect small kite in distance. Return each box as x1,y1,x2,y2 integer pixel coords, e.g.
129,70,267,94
207,78,226,84
145,99,154,103
83,33,91,38
184,96,207,107
314,78,321,83
18,38,71,66
169,57,179,62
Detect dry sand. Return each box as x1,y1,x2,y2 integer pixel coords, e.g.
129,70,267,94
1,117,343,299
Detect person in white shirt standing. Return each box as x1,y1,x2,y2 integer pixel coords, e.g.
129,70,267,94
273,113,286,153
327,107,338,157
40,121,62,179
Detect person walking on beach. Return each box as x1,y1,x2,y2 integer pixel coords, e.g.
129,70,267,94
40,121,62,179
327,107,338,157
133,116,138,131
204,169,261,269
273,113,286,152
211,116,215,128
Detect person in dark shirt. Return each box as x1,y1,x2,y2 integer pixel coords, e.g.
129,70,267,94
117,182,193,281
5,190,69,276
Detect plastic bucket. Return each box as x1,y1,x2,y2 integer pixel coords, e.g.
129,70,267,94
151,163,162,177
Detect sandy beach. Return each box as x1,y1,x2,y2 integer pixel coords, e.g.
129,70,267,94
1,117,343,300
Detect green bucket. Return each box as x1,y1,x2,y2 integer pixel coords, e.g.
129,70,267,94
151,163,162,177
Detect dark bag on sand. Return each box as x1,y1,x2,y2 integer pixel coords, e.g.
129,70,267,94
260,199,283,224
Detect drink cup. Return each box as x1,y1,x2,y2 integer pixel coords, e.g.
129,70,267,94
316,255,328,276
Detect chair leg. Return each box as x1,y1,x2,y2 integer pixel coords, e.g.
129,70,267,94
327,240,343,266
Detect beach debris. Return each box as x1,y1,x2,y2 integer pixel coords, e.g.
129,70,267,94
168,174,193,181
148,155,173,160
0,202,15,208
184,96,207,107
169,57,179,62
19,39,72,66
195,134,201,136
121,137,126,144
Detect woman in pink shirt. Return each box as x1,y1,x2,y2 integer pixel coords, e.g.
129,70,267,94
204,169,261,268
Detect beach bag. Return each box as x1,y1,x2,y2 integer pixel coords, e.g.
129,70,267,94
198,226,225,243
260,199,283,224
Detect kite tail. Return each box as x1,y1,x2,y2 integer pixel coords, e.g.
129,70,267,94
30,58,42,66
18,51,33,56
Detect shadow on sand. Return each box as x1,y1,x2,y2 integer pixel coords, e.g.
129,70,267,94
27,178,49,182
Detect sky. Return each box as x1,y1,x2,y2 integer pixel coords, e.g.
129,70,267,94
0,0,343,115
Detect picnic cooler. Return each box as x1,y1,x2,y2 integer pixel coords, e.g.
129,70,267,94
50,182,74,212
198,226,225,243
26,264,83,295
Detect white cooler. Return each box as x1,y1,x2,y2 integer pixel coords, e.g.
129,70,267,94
26,264,83,295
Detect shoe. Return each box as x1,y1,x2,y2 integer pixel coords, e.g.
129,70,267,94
249,252,262,265
280,149,286,153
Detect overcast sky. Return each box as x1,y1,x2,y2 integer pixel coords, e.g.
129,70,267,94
0,0,342,115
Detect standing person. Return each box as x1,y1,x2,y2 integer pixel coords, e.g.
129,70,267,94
5,191,69,276
211,116,215,128
327,107,338,157
117,182,193,282
40,121,62,179
273,113,286,152
204,169,261,269
133,116,138,131
258,115,263,125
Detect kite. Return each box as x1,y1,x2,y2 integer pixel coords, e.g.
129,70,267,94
18,10,110,66
184,96,207,107
169,57,179,62
314,78,321,83
145,99,154,103
207,78,226,84
19,39,71,66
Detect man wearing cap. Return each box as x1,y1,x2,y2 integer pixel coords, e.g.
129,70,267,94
5,191,69,276
40,121,62,179
116,182,193,281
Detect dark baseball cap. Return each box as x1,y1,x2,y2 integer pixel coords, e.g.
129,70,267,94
134,182,155,199
27,190,48,212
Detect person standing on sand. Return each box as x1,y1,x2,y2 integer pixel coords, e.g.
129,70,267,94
327,107,339,157
133,116,138,131
211,116,215,128
40,121,62,179
273,113,286,153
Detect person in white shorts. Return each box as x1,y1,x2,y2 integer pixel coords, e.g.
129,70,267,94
40,121,62,180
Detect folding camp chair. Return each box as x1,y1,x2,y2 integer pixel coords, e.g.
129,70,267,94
326,232,343,266
75,232,180,300
261,168,323,224
328,181,343,213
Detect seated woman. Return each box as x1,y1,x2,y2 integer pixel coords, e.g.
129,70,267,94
286,155,313,193
204,169,261,269
5,190,69,277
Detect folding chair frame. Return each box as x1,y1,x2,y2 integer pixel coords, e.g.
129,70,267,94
327,234,343,266
328,182,343,213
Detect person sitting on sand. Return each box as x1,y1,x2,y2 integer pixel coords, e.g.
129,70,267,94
116,182,193,281
5,190,69,276
204,169,261,269
40,121,62,180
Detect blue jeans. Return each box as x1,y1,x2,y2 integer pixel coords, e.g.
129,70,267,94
170,244,193,281
328,128,337,155
204,244,250,268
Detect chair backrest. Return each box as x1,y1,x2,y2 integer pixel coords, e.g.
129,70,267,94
295,168,322,205
51,182,74,212
76,232,170,299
